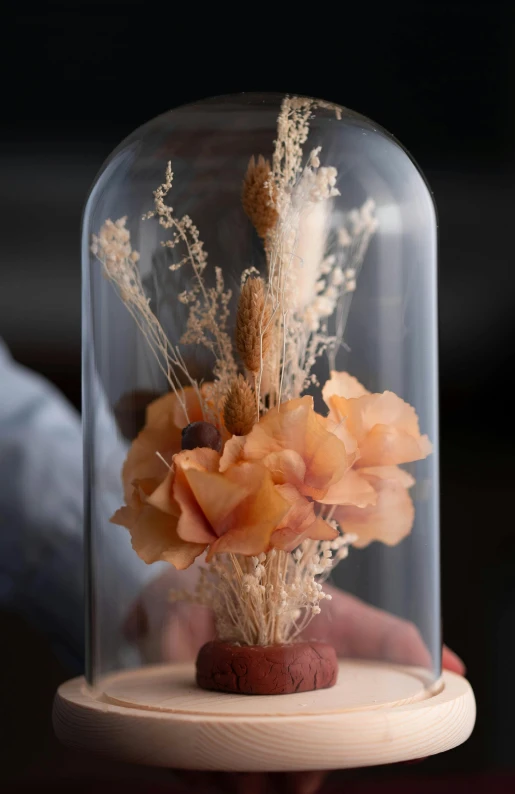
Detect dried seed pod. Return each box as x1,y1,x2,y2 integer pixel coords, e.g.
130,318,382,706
242,155,278,240
181,421,223,453
223,376,257,436
235,276,272,374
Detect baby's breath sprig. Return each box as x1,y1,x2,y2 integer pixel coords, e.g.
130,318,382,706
171,533,356,646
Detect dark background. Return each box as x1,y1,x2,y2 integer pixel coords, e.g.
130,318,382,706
1,1,515,792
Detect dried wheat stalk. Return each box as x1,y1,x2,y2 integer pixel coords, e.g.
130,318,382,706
223,375,257,436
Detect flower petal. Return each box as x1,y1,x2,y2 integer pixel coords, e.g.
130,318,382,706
182,469,253,536
328,390,432,467
262,449,306,487
275,483,316,532
219,434,246,472
146,386,204,431
121,387,204,505
206,463,289,559
335,475,415,548
324,415,359,461
146,467,179,516
122,427,175,505
358,425,432,467
272,517,337,552
172,449,221,544
244,396,348,499
148,447,220,521
360,465,415,488
176,447,221,473
322,370,369,405
111,503,206,569
319,468,377,507
271,483,338,551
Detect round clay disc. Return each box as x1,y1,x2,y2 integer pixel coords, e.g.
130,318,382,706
196,640,338,695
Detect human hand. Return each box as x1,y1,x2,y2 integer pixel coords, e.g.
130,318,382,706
125,569,464,674
124,570,465,793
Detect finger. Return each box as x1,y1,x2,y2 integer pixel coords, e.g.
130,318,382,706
162,601,216,661
307,586,432,668
442,644,466,675
288,770,328,794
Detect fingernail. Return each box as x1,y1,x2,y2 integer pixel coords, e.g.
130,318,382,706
442,645,466,675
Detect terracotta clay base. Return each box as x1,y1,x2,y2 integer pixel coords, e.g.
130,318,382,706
196,640,338,695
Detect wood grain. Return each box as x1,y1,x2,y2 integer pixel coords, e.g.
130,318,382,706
53,660,475,771
99,659,432,716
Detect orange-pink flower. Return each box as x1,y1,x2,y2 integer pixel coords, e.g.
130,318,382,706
112,387,208,569
148,448,290,560
230,395,350,500
333,466,416,548
220,394,371,547
322,371,432,468
271,483,338,551
120,387,204,507
114,440,292,569
111,478,206,570
219,395,358,550
321,371,432,547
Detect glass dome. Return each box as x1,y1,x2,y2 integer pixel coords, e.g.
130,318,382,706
83,92,440,701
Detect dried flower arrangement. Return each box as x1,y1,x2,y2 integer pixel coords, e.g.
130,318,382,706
91,96,432,695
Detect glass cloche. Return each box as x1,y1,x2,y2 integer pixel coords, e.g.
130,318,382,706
54,93,475,771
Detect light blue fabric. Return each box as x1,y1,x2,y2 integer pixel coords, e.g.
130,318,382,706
0,341,156,671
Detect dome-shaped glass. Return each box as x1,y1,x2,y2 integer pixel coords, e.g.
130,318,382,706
83,93,440,703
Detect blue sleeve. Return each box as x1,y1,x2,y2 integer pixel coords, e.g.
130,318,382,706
0,341,158,671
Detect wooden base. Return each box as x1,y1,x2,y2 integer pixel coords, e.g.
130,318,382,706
53,660,475,772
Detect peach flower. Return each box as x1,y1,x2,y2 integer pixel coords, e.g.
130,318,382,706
219,395,362,548
321,371,432,548
112,387,208,570
322,371,432,468
148,448,290,560
230,396,350,501
334,466,416,548
271,483,338,551
121,387,204,507
111,479,206,570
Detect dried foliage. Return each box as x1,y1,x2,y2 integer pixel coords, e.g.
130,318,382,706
271,96,314,201
235,276,273,374
242,155,278,241
223,375,257,436
250,100,378,406
145,163,237,422
91,218,201,424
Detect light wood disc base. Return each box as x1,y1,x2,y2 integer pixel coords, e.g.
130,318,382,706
53,660,475,772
